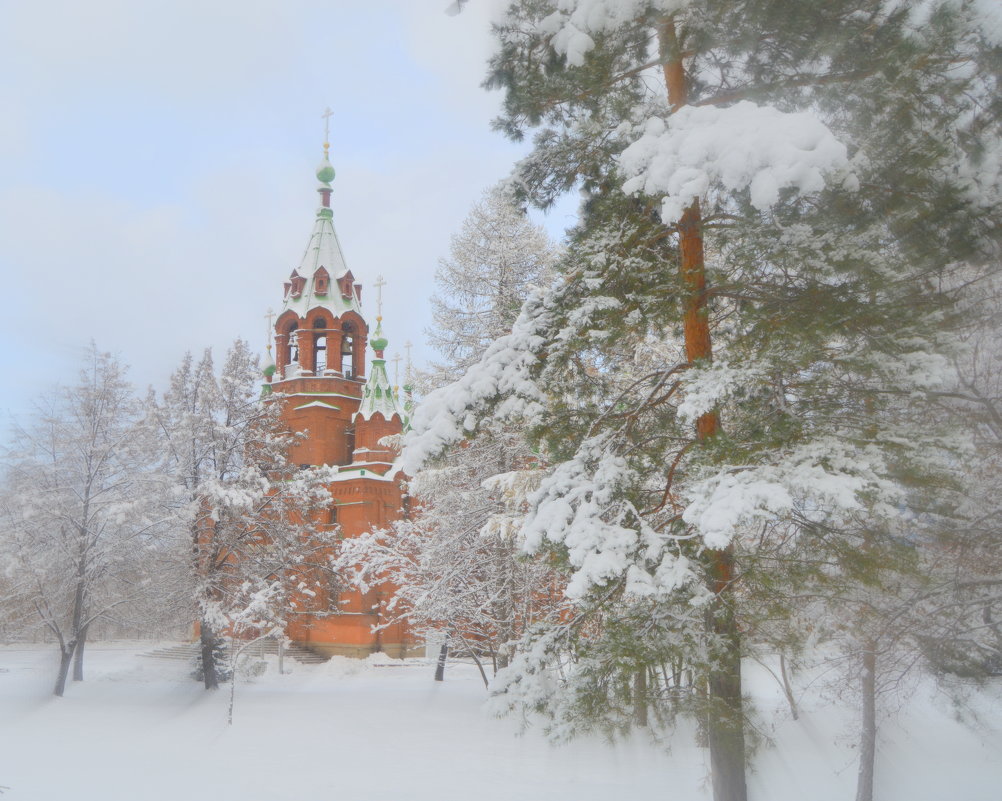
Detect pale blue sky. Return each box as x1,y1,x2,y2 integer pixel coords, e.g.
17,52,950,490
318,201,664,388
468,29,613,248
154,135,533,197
0,0,575,421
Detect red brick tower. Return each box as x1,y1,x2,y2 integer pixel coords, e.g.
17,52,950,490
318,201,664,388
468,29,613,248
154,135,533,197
266,145,414,658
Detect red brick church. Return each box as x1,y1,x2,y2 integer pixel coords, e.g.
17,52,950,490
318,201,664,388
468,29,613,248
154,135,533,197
264,144,416,658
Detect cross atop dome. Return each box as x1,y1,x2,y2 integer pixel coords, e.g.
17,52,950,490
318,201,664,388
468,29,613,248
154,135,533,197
322,107,333,157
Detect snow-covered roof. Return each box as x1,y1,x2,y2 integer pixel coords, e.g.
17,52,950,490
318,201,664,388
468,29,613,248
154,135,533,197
328,464,401,483
293,400,341,411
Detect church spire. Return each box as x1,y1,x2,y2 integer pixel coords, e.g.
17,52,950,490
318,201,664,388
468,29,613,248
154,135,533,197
276,138,358,323
270,129,369,385
355,308,403,423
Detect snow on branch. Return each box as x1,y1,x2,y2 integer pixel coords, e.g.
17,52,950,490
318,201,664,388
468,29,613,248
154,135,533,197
535,0,692,66
682,437,902,549
676,361,765,425
520,434,690,600
401,290,553,474
620,101,858,223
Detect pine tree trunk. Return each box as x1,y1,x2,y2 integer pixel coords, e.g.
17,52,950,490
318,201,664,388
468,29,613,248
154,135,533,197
660,18,747,801
855,643,877,801
200,622,220,691
706,548,748,801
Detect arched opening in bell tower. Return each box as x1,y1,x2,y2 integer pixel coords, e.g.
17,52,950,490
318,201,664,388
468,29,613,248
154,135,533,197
313,318,328,374
283,320,299,373
341,322,355,378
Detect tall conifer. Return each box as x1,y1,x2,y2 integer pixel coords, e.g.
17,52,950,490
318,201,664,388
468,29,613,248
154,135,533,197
407,3,1001,799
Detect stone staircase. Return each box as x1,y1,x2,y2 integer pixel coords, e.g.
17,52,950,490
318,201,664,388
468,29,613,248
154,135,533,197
142,640,330,665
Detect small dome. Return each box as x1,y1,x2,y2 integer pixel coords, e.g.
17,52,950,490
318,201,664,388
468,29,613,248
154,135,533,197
316,160,336,184
370,319,388,352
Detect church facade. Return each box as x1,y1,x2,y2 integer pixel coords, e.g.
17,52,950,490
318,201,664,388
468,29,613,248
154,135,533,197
264,148,416,658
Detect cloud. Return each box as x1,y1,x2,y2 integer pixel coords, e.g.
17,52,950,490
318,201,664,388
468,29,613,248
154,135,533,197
0,1,553,426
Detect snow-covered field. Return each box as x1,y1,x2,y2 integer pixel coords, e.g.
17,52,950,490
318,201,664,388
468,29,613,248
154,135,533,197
1,642,999,801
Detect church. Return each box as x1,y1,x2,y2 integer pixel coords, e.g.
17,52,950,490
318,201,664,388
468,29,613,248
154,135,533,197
263,142,417,658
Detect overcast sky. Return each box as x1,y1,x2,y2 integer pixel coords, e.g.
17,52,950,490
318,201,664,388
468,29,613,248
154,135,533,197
0,0,574,421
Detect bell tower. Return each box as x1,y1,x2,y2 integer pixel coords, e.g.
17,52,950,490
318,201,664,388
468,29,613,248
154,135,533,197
265,138,415,658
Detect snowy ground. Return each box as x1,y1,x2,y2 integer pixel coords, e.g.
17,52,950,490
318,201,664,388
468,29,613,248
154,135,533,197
0,643,999,801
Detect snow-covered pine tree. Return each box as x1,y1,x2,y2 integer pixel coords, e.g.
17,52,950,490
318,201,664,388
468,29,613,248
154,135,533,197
0,344,164,696
151,340,335,690
408,3,1002,799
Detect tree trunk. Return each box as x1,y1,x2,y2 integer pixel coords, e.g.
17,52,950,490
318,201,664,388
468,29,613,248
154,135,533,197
70,545,88,683
200,622,220,691
72,623,88,682
855,643,877,801
434,634,449,682
54,641,75,697
660,18,747,801
779,653,799,720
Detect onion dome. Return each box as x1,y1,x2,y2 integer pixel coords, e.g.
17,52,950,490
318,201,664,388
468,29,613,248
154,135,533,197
316,159,336,185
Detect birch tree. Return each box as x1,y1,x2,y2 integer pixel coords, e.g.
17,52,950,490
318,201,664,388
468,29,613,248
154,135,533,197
0,344,163,696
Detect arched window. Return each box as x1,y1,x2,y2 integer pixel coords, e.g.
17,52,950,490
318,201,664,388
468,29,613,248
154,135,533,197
314,267,330,296
313,318,328,374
